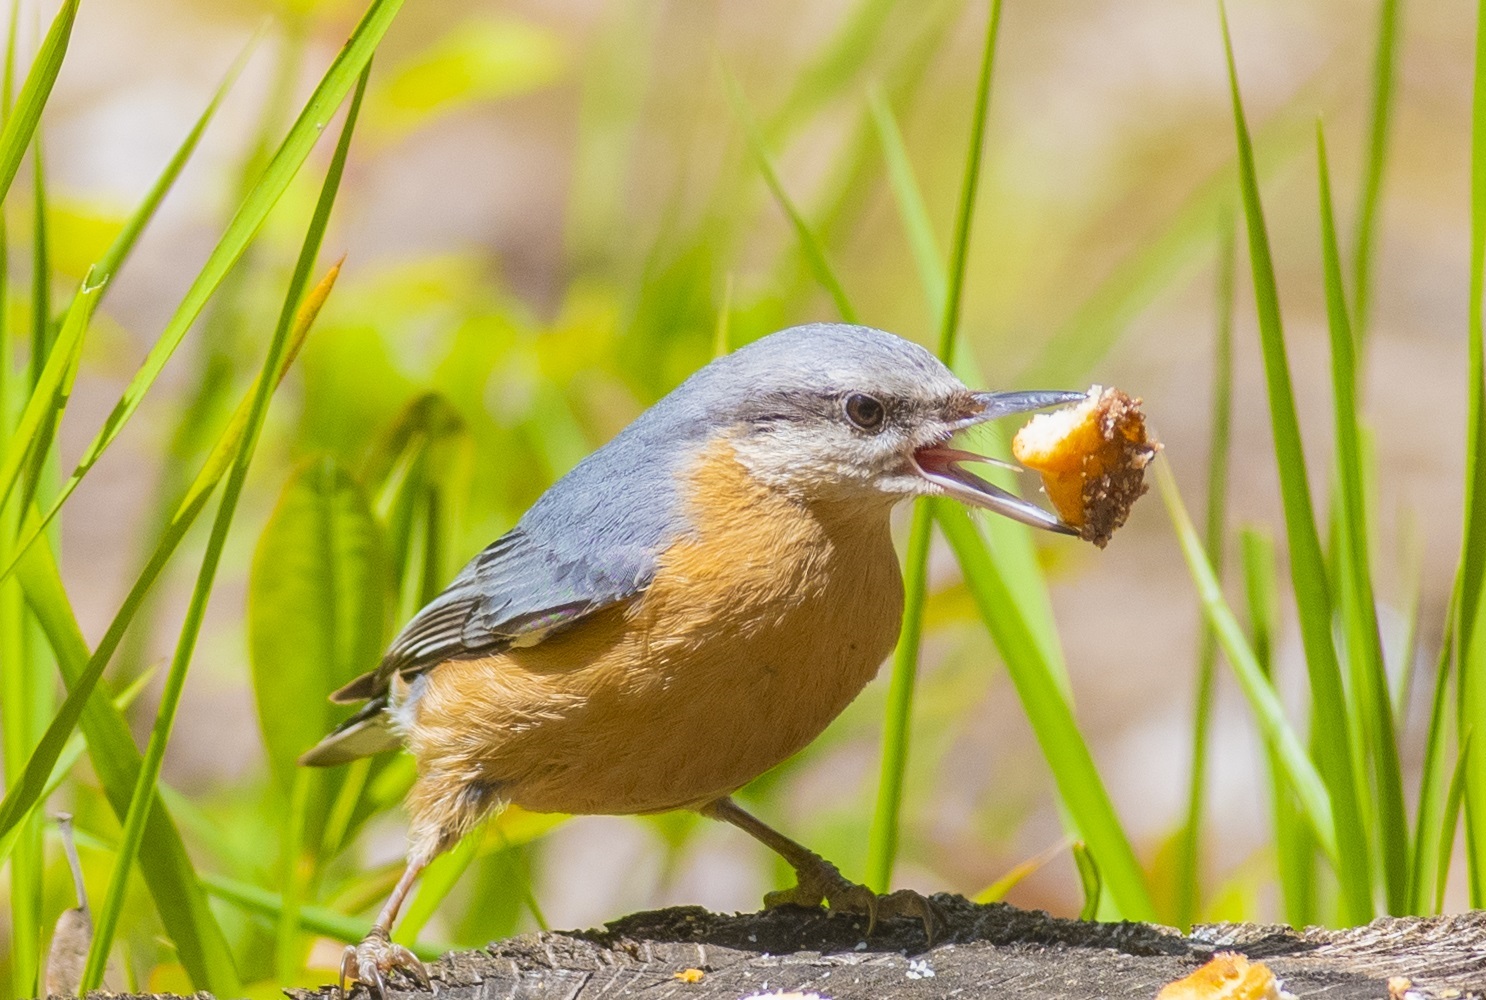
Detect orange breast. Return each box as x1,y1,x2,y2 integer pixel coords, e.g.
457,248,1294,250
407,440,904,816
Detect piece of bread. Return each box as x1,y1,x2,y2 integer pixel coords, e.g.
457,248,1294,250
1155,952,1295,1000
1011,385,1159,548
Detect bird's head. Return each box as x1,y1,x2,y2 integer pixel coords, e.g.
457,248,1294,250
674,324,1081,533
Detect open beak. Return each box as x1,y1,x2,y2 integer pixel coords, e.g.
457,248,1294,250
911,389,1086,535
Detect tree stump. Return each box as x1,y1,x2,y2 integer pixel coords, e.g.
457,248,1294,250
83,898,1486,1000
265,898,1486,1000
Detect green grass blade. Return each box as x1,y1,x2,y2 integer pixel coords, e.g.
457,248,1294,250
1239,528,1278,669
937,502,1157,919
28,132,49,387
1393,520,1425,720
1460,0,1486,910
1073,842,1102,921
0,10,25,980
1241,525,1318,925
1161,467,1339,864
1437,729,1473,911
1351,0,1401,342
867,0,1003,893
935,0,1000,358
0,0,75,206
2,526,43,993
0,273,99,515
1220,3,1371,923
17,541,241,994
720,62,857,324
1,0,402,584
971,421,1071,690
276,769,314,982
1318,122,1409,913
868,87,945,323
18,130,55,521
320,757,373,863
119,27,309,689
41,45,257,704
1411,585,1458,912
1173,216,1236,928
865,500,931,891
80,64,364,990
0,32,255,986
2,0,18,111
5,116,54,1000
713,271,733,357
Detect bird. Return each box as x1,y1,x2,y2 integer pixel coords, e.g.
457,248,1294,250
299,322,1083,996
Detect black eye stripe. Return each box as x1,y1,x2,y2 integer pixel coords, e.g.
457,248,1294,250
844,393,885,431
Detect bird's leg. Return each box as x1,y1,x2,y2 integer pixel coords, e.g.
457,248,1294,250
340,855,432,998
700,796,941,942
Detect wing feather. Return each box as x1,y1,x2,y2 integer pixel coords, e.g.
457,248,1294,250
334,525,660,704
333,367,712,707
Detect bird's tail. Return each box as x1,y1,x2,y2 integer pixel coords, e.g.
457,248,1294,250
299,700,402,767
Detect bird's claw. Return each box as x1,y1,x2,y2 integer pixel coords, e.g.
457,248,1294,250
763,855,943,944
339,927,431,999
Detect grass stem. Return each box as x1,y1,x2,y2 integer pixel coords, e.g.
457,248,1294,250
866,0,1002,892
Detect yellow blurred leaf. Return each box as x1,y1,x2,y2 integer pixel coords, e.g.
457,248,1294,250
147,962,192,995
369,18,565,138
973,836,1074,903
19,197,125,279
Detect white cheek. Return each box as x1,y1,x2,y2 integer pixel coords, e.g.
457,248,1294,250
731,425,912,497
733,428,831,478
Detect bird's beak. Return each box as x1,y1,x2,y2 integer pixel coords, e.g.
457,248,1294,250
911,389,1086,535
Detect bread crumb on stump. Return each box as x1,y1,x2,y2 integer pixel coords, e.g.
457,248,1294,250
1010,386,1160,548
1155,952,1295,1000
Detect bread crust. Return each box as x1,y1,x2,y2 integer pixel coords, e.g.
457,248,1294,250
1012,386,1159,548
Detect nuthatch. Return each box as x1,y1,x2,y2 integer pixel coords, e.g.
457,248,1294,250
301,323,1081,994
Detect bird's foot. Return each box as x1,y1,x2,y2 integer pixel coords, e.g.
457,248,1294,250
763,854,943,943
339,927,431,998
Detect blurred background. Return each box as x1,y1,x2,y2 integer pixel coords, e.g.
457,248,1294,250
1,0,1480,993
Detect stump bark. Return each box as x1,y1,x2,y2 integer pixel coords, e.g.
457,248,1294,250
145,899,1486,999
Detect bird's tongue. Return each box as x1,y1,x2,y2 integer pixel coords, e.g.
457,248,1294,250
912,443,1075,535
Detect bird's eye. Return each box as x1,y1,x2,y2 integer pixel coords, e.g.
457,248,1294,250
844,393,885,431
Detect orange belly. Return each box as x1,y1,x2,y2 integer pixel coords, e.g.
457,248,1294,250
405,442,904,816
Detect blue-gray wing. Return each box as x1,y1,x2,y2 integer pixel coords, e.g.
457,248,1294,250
407,527,657,666
330,526,658,704
329,390,709,706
